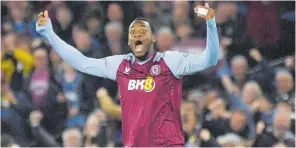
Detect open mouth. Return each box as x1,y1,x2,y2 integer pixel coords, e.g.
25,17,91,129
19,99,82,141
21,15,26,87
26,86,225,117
135,40,142,46
135,40,143,52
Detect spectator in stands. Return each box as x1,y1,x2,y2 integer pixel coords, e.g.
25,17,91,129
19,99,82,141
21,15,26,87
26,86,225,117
63,128,83,147
275,70,295,107
156,27,175,52
29,110,60,147
24,47,67,137
241,81,262,106
181,100,197,138
172,1,191,30
84,6,105,42
104,21,128,55
107,3,123,23
252,94,276,126
71,24,106,115
175,23,194,42
0,1,295,147
221,76,257,140
60,62,85,129
230,55,249,91
142,1,170,32
53,6,73,43
83,111,108,147
1,32,34,91
253,108,295,147
1,72,32,146
72,24,104,58
249,48,294,107
202,109,250,144
49,49,63,82
6,2,30,33
96,88,122,146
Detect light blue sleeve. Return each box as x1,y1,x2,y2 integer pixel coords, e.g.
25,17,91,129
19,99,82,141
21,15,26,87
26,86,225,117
36,18,124,81
163,17,219,79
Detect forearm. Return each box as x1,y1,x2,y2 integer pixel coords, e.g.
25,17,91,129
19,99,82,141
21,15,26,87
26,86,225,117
203,16,220,66
31,125,60,147
43,31,88,72
184,17,219,72
99,95,122,120
164,17,219,78
221,76,236,93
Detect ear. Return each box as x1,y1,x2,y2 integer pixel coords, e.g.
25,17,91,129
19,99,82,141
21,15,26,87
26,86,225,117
152,35,156,43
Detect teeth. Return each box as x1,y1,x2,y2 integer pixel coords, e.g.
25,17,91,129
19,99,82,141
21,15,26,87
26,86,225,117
135,44,143,52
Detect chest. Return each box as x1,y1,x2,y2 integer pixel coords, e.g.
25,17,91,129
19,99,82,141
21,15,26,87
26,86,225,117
116,58,176,94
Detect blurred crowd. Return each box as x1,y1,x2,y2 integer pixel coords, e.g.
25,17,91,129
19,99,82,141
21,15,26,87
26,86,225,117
1,1,295,147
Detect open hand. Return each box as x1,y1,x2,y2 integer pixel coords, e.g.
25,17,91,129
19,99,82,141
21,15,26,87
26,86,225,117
249,48,263,62
194,2,215,20
200,129,211,141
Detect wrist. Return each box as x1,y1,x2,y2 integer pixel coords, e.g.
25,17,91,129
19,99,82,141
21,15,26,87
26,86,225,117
206,16,216,23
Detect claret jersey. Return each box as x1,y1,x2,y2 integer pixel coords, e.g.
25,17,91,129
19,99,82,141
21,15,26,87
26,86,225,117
37,16,219,146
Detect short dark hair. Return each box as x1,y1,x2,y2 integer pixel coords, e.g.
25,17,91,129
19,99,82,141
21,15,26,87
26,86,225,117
132,17,155,34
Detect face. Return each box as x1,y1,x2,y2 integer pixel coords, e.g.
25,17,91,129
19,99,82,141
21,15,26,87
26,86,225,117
242,86,258,105
208,99,226,118
231,60,247,80
106,26,121,42
63,130,81,147
156,32,175,52
143,2,157,16
273,112,291,137
3,32,16,52
230,111,247,132
33,49,48,70
73,29,90,50
84,115,100,137
176,24,192,40
205,90,219,106
128,20,156,58
87,18,101,33
107,4,122,22
276,74,293,93
56,7,72,25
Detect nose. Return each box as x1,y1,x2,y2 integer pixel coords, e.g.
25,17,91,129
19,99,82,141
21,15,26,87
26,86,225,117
133,33,142,38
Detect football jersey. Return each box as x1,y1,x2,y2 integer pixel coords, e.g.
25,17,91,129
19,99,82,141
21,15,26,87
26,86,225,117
37,16,219,147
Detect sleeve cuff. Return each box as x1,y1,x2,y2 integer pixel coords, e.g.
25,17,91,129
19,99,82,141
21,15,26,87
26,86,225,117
206,16,216,25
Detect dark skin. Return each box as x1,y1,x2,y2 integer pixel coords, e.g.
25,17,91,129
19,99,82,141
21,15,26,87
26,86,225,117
128,20,156,61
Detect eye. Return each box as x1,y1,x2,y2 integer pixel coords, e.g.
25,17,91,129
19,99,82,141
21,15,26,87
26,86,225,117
130,30,134,34
141,30,147,34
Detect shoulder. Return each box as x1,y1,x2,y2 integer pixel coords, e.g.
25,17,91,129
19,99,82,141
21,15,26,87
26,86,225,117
162,51,190,59
104,54,131,61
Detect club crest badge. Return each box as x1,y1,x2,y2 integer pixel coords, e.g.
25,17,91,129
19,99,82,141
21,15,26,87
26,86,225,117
150,65,161,76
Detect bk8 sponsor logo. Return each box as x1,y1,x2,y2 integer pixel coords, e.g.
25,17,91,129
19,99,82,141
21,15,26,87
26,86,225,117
128,77,155,92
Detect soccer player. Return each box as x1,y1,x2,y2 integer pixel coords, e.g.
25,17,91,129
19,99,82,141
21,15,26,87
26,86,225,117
36,3,219,147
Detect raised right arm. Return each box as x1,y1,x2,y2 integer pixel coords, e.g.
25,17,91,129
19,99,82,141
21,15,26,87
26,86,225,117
36,11,123,80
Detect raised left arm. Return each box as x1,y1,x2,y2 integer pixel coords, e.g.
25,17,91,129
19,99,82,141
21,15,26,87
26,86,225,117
164,7,219,79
